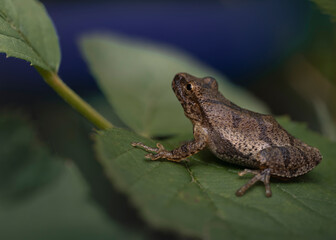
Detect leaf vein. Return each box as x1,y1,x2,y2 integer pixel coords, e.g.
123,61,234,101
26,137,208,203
128,162,162,189
277,185,335,221
184,162,289,229
0,9,51,70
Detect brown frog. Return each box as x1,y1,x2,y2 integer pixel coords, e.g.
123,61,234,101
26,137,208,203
132,73,322,197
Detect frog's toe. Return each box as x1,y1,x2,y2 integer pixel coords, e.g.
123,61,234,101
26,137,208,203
156,143,166,151
236,168,272,197
132,142,159,152
145,153,160,160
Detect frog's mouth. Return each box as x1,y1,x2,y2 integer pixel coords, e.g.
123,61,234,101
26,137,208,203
173,79,196,123
172,74,185,102
174,86,186,103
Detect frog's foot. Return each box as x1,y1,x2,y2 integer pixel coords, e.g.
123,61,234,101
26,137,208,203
131,142,171,161
236,168,272,197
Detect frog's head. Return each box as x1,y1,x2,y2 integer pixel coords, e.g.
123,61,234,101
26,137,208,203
172,72,218,122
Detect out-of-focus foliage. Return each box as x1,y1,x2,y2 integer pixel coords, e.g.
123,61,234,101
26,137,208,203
0,114,144,240
303,15,336,85
80,34,269,138
285,56,336,140
0,115,62,200
297,1,336,139
311,0,336,22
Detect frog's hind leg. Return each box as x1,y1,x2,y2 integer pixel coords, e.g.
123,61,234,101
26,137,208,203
236,168,272,197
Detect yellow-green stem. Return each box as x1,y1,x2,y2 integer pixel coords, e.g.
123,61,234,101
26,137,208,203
36,67,113,130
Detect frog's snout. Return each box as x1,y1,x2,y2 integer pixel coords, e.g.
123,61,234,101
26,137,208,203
172,73,185,90
173,73,186,84
172,72,193,90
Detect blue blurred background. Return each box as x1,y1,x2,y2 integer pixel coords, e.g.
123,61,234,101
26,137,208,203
1,0,311,90
3,0,335,139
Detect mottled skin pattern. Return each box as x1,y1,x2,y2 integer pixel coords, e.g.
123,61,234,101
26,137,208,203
132,73,322,197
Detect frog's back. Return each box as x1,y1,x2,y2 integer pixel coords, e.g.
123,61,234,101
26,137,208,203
200,93,294,149
200,95,322,176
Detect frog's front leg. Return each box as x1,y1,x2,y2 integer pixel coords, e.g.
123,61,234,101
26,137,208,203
132,125,208,162
132,139,206,162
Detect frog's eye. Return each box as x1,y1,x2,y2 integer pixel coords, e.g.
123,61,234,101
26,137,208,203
186,83,192,91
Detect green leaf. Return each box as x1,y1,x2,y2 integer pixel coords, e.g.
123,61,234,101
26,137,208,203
0,165,144,240
311,0,336,22
0,0,60,72
0,114,62,200
80,34,269,137
0,114,143,240
95,118,336,239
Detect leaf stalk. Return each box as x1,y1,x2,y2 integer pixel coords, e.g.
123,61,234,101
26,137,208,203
36,67,113,130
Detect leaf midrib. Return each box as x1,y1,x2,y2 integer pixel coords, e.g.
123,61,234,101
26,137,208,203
0,9,53,71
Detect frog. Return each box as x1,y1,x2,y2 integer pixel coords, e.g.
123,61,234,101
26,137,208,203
132,73,322,197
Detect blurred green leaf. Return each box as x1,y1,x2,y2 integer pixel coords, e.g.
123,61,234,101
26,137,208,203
0,114,143,240
95,118,336,239
80,34,268,138
0,164,143,240
0,163,142,239
0,114,62,200
0,0,60,71
311,0,336,22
